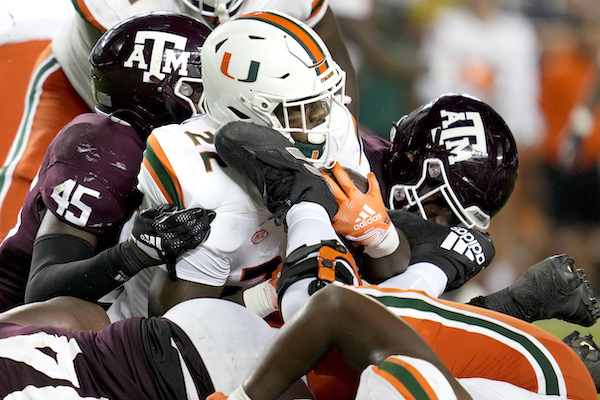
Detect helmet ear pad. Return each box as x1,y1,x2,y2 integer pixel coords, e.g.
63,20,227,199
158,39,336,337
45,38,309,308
386,93,518,230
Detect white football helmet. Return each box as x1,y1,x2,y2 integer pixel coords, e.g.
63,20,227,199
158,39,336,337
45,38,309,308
181,0,244,25
201,11,351,167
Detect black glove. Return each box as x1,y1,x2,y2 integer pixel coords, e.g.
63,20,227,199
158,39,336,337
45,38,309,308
131,204,216,280
563,331,600,393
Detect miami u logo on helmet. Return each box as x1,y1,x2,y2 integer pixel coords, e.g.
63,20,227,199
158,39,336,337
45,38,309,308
220,52,260,82
123,31,191,83
226,11,330,79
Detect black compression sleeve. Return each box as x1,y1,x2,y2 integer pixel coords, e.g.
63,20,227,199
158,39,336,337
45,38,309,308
26,234,147,303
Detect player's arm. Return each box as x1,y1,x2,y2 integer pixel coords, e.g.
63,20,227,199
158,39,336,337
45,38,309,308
222,285,471,400
26,205,214,303
379,210,495,296
0,296,110,332
148,268,224,317
320,162,409,283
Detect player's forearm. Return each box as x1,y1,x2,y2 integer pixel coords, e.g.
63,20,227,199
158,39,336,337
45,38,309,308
26,235,151,303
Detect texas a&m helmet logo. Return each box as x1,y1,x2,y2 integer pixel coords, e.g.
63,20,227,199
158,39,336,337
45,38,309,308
433,110,487,166
123,31,193,83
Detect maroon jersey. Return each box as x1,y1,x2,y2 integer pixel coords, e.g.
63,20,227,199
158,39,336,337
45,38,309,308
0,317,211,399
0,113,144,310
361,134,392,202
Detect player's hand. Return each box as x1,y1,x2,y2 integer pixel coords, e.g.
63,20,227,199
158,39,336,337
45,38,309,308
320,163,399,258
130,204,216,278
206,392,228,400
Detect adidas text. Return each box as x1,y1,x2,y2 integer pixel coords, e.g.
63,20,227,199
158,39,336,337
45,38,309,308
354,214,382,231
140,233,163,250
440,226,485,265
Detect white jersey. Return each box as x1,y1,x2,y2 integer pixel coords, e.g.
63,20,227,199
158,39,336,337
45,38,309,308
52,0,329,108
138,114,288,289
107,112,370,321
0,0,74,46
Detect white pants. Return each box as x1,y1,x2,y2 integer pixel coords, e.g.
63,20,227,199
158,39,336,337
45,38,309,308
355,356,570,400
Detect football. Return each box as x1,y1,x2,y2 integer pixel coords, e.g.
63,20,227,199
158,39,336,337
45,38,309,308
320,166,369,194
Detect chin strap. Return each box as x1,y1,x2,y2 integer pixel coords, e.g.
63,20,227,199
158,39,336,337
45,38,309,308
109,109,154,138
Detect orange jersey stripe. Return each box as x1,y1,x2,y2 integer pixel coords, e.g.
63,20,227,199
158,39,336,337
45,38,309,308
71,0,105,31
374,358,441,399
311,0,326,18
350,286,597,400
0,50,90,239
237,12,329,76
143,134,185,208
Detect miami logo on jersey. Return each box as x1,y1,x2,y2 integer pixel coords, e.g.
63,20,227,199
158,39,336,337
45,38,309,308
433,110,487,166
123,31,192,83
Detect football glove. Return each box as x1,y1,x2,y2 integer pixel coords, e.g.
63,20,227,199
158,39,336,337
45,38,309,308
130,204,216,280
321,162,399,258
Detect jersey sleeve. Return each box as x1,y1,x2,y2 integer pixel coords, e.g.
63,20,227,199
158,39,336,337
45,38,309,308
38,114,144,236
137,130,185,210
332,115,372,179
389,210,496,291
137,124,237,287
71,0,186,31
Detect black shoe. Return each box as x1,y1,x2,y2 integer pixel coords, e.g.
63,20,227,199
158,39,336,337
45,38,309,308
215,121,338,224
563,331,600,392
508,254,600,327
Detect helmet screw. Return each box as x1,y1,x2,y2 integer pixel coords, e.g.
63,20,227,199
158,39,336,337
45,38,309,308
179,83,194,96
428,163,441,179
394,189,406,202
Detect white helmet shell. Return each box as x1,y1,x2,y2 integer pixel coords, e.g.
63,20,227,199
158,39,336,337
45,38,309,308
201,11,351,166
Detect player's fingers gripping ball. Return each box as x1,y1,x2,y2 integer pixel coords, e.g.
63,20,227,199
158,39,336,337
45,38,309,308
321,163,399,258
131,204,216,264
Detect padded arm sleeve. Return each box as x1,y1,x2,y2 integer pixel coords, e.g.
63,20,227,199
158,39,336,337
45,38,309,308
25,234,146,303
390,210,495,291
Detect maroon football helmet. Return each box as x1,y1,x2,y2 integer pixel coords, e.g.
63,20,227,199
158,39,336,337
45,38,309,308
384,93,519,230
89,12,211,136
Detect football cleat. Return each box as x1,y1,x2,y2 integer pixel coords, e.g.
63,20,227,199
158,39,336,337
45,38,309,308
508,254,600,327
215,121,338,225
563,331,600,392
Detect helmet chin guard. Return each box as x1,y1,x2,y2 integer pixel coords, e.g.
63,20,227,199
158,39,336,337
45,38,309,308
389,158,491,230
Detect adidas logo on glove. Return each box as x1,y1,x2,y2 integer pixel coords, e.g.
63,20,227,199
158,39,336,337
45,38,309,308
353,205,383,231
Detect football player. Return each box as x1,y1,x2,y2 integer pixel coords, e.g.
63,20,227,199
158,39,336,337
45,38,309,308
337,93,599,327
219,92,599,328
0,12,214,310
0,0,357,240
0,295,313,399
212,284,598,400
108,11,385,321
